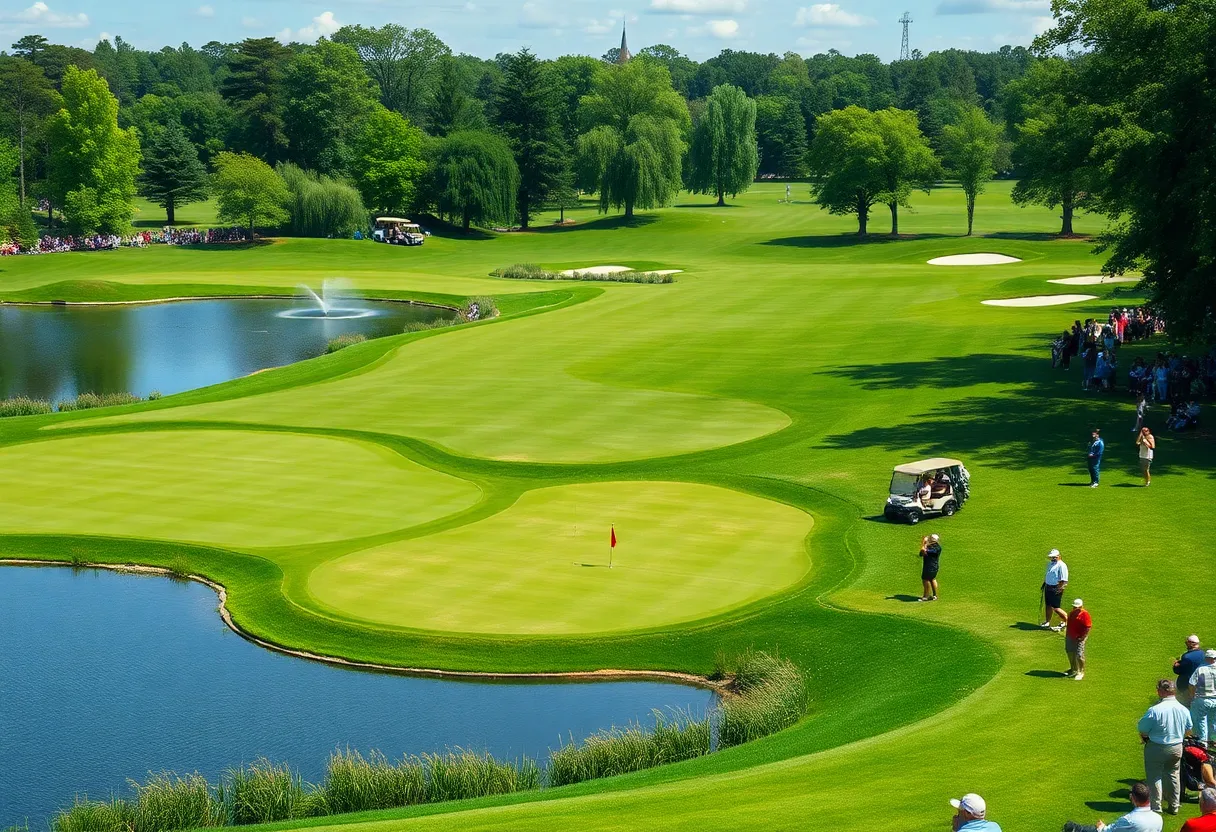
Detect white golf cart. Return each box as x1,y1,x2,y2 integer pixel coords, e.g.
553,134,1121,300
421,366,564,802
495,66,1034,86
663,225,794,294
883,457,970,525
372,217,425,246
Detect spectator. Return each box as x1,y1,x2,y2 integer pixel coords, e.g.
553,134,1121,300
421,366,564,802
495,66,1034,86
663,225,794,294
1132,393,1148,433
1177,636,1206,706
1084,343,1099,390
1191,651,1216,750
950,793,1000,832
1136,427,1156,486
1181,789,1216,832
1088,429,1105,487
1042,549,1070,631
918,533,941,602
1063,782,1161,832
1065,599,1092,680
1138,679,1193,815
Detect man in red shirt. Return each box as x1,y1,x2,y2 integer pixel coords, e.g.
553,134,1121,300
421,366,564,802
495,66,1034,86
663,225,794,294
1066,599,1093,681
1182,788,1216,831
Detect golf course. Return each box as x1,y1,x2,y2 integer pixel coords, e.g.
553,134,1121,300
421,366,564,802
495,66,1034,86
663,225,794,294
3,180,1212,831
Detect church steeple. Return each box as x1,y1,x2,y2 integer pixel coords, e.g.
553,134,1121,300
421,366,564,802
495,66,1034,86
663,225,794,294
616,24,631,64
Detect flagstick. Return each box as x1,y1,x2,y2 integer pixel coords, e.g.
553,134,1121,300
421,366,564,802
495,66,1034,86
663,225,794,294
609,525,614,569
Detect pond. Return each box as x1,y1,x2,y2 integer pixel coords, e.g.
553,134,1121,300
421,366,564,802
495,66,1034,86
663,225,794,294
0,296,457,403
0,566,714,828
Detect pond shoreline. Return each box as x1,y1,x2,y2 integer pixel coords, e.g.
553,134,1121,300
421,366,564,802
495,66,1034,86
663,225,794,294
0,295,461,313
0,558,725,692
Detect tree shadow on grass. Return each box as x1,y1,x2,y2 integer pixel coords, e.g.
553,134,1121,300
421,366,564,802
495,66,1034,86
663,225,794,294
532,214,659,233
760,232,951,249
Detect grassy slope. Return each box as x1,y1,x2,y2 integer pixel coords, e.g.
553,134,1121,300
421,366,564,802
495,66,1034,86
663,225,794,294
1,181,1210,831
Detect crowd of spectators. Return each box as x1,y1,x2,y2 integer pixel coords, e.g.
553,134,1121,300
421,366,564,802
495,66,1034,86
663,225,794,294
0,226,248,257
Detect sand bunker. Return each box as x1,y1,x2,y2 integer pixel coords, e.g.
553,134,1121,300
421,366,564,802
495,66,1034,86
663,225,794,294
651,269,683,276
982,294,1098,308
928,254,1023,266
1047,276,1140,286
560,265,632,276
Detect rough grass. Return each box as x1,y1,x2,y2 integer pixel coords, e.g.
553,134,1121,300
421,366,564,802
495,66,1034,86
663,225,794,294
0,396,53,418
325,333,367,353
56,392,144,412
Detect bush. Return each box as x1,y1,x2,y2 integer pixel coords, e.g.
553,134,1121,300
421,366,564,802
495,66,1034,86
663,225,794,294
490,264,674,284
717,650,807,749
278,163,367,239
0,396,53,418
56,392,143,412
325,333,367,353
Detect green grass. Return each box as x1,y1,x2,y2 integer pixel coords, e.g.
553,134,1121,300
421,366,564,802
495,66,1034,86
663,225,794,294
132,197,222,228
1,180,1210,832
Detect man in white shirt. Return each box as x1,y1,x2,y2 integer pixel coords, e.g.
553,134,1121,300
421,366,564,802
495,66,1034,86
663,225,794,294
1042,549,1069,631
1138,679,1194,814
1191,650,1216,749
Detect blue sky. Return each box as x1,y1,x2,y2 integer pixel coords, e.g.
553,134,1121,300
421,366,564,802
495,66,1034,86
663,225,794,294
0,0,1054,61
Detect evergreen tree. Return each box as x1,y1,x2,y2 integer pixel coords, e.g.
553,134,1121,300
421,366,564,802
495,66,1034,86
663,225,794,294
432,130,518,231
138,123,208,224
940,105,999,236
428,56,483,138
46,66,140,234
754,95,807,179
687,83,758,206
493,49,565,229
220,37,293,163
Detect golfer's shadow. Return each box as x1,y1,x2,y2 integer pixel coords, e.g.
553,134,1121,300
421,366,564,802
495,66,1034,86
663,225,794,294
1010,622,1043,631
886,594,923,602
1025,669,1069,678
1084,779,1138,812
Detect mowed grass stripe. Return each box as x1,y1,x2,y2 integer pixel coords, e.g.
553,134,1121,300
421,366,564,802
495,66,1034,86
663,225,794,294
0,430,481,548
306,482,812,635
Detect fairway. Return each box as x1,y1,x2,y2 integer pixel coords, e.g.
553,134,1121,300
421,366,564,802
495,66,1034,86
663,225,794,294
2,182,1213,832
0,430,481,547
307,481,812,635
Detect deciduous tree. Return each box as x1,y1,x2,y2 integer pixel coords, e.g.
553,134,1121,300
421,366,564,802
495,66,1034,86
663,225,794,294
686,83,758,206
0,57,60,206
211,151,290,234
941,105,999,236
431,130,518,231
332,25,449,123
348,106,427,215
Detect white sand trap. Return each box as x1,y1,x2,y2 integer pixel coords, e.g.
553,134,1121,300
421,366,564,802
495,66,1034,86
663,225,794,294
560,265,632,276
652,269,683,276
982,294,1098,308
1047,275,1140,286
928,253,1023,266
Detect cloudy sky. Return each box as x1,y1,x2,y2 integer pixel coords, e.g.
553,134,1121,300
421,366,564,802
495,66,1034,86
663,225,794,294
0,0,1054,61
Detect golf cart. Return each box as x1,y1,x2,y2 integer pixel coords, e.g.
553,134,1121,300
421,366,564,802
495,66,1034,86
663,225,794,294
883,457,970,525
372,217,425,246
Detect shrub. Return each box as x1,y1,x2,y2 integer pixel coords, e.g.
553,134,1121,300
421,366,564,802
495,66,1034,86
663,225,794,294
0,396,53,418
221,760,317,825
717,650,807,749
325,333,367,353
56,392,143,412
278,164,367,239
490,264,674,284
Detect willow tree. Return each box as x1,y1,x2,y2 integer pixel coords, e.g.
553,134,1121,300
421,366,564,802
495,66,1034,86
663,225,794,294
432,130,518,231
576,60,689,219
687,83,758,206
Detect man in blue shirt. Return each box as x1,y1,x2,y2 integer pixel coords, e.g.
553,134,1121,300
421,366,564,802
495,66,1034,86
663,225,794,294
1088,429,1105,487
951,793,1001,832
1138,679,1194,814
1176,635,1206,706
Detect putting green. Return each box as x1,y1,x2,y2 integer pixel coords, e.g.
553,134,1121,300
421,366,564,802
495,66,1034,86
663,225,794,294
0,430,480,548
307,481,812,634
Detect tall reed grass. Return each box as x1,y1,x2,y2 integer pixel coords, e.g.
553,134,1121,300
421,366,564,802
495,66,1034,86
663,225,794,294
0,396,53,417
221,760,319,825
490,264,674,284
56,392,144,412
278,164,367,239
325,333,366,353
717,649,807,749
547,710,710,787
52,774,225,832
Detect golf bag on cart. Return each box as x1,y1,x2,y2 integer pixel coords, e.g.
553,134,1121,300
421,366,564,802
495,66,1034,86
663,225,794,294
1183,738,1212,797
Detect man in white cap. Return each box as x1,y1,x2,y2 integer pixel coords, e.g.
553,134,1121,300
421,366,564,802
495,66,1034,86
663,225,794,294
1065,599,1092,680
1042,549,1070,631
918,533,941,601
1138,679,1193,814
1191,650,1216,749
1177,636,1206,706
950,793,1001,832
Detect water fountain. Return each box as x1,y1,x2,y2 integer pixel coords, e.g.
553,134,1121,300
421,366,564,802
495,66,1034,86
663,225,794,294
280,279,377,320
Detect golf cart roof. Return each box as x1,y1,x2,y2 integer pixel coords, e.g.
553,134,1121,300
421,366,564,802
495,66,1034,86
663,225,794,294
892,458,964,475
375,217,412,224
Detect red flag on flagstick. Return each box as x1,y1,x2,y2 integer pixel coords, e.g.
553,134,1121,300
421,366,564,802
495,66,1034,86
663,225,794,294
610,526,617,548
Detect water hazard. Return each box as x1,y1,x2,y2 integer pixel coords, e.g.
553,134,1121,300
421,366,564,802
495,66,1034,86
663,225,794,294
0,566,715,827
0,296,456,402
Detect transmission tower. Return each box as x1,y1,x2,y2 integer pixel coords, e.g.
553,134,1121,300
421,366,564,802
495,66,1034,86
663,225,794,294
899,11,912,61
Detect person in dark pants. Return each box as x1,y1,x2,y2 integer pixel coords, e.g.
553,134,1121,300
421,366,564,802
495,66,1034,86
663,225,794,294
1088,429,1105,487
918,533,941,601
1176,635,1205,706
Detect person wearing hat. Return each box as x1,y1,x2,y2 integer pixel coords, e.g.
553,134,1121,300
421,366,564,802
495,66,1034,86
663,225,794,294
950,793,1001,832
1042,549,1070,631
1065,599,1092,680
1191,650,1216,749
918,533,941,602
1138,679,1194,814
1176,636,1206,706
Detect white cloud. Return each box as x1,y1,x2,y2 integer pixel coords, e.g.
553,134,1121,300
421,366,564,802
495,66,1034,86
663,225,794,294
1030,14,1053,34
196,5,214,17
0,2,89,29
520,1,566,29
794,4,873,27
584,17,616,34
276,10,341,43
650,0,746,15
241,16,259,27
937,0,1049,13
707,18,739,37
